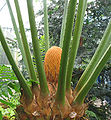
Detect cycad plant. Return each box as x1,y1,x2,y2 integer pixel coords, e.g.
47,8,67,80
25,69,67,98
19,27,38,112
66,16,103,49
0,0,111,119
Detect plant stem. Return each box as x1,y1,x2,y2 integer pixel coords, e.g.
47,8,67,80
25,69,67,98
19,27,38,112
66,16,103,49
14,0,37,83
6,0,30,77
66,0,87,92
55,0,77,105
43,0,49,52
59,0,68,48
0,28,33,103
75,19,111,94
26,0,49,97
74,45,111,104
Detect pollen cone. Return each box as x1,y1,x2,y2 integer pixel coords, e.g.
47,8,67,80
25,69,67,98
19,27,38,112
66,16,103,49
44,46,62,83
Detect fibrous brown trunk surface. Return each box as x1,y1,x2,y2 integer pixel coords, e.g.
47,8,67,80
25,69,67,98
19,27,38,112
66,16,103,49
15,83,88,120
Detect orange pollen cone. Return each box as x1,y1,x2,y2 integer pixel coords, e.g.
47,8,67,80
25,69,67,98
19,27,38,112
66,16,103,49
44,46,62,83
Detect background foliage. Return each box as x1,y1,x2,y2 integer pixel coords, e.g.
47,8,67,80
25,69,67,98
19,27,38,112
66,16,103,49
0,65,20,119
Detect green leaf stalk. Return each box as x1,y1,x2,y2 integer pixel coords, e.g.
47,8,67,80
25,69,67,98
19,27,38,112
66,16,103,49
14,0,37,83
43,0,49,52
59,0,69,48
74,45,111,104
75,19,111,94
6,0,30,77
26,0,49,97
66,0,87,92
56,0,77,105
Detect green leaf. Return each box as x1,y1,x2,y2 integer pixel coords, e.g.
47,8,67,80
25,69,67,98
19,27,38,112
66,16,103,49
1,85,9,98
0,99,15,108
8,87,13,96
0,111,2,120
8,82,20,93
85,110,98,119
0,81,9,85
92,96,97,101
